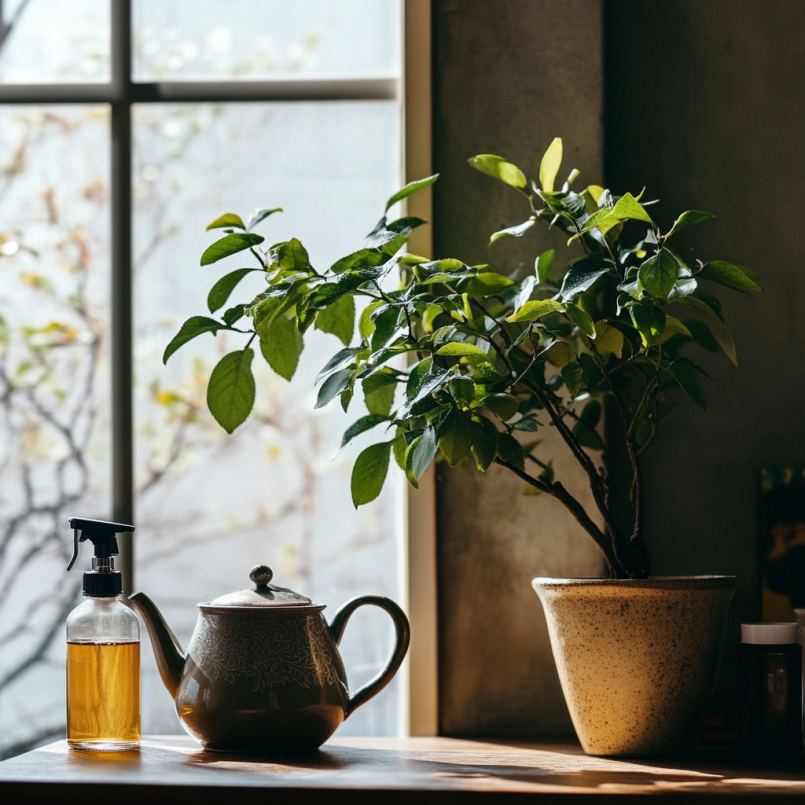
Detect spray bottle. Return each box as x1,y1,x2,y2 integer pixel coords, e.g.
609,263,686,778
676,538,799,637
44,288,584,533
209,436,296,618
66,517,140,751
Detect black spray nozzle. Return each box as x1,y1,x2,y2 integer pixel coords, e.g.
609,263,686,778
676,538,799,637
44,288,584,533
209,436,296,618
67,517,135,571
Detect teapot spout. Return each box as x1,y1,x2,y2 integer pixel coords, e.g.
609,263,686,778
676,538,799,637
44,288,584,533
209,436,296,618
129,592,185,698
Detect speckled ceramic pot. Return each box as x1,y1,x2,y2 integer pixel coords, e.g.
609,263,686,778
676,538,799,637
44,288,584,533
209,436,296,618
532,576,737,757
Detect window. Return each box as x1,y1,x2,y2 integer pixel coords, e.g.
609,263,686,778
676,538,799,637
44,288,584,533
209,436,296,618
0,0,435,759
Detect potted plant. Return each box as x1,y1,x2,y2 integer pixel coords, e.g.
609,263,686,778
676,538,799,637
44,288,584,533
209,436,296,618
165,138,761,756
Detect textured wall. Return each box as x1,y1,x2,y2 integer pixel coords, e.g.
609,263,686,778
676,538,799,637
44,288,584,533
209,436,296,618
605,0,805,651
432,0,606,736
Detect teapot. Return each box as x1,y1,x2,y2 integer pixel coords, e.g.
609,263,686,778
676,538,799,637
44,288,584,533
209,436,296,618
129,565,409,753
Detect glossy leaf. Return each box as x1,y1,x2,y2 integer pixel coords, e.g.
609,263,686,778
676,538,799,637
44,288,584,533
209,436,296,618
698,260,763,295
482,393,518,422
536,249,555,284
436,342,488,358
470,416,499,472
407,426,438,483
206,212,245,231
565,303,595,336
630,298,666,346
359,299,385,339
207,349,256,434
316,367,352,409
506,299,563,323
315,345,365,384
594,321,624,358
200,233,264,266
539,137,563,192
459,272,514,296
331,247,386,274
351,442,392,507
340,414,390,450
246,207,282,231
274,237,310,271
496,431,524,471
438,407,473,466
558,258,611,301
638,249,677,300
385,174,439,212
467,154,527,189
665,210,715,239
163,316,221,364
207,268,259,313
490,219,535,244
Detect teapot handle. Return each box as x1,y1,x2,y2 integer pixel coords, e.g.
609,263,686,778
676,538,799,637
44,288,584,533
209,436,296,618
327,595,411,718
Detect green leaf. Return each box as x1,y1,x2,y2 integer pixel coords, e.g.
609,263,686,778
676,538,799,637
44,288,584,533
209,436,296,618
667,358,708,410
207,349,256,434
316,367,352,409
489,219,535,244
207,268,259,313
436,342,488,358
385,174,439,212
698,260,762,295
341,387,353,413
630,298,666,346
458,272,514,296
449,376,475,408
611,192,654,225
274,237,310,271
655,315,692,345
393,427,408,470
539,137,563,193
559,258,611,301
684,318,720,352
470,416,499,472
536,249,555,284
163,316,222,364
677,295,737,365
351,442,392,507
206,212,245,231
260,316,304,381
593,321,624,359
506,299,563,323
222,303,246,326
573,420,603,450
406,357,433,399
363,372,397,416
638,249,677,300
201,233,264,265
407,426,438,483
315,292,355,346
331,247,386,274
665,210,715,239
437,408,473,466
340,414,390,450
467,154,527,189
246,207,282,231
581,399,602,428
561,361,584,397
565,303,595,336
481,393,518,422
315,346,364,385
359,299,385,339
497,431,524,471
370,306,403,352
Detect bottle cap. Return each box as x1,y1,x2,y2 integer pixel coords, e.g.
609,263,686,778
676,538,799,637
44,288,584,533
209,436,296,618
741,622,799,644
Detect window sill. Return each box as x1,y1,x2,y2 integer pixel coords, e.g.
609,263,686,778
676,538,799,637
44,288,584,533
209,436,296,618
1,735,803,803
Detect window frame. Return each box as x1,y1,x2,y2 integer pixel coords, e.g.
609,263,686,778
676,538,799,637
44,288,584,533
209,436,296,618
0,0,437,737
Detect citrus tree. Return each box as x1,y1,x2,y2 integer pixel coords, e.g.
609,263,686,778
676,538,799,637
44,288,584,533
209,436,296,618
165,138,762,579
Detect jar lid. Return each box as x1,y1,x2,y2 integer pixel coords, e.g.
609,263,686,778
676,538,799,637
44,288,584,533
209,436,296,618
741,622,799,644
206,565,312,608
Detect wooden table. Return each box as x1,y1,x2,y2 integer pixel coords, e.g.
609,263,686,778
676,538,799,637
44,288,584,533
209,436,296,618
1,735,804,803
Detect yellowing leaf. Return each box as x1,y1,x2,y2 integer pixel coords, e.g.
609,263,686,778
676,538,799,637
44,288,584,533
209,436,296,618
539,137,563,193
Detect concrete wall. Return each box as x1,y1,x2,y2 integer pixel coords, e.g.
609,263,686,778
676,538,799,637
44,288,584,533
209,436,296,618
606,0,805,650
432,0,606,736
432,0,805,735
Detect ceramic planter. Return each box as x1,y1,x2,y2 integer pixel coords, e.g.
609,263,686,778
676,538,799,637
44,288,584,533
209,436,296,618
532,576,737,757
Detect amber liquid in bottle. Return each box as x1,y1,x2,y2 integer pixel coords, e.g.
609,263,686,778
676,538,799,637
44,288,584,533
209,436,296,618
67,641,141,749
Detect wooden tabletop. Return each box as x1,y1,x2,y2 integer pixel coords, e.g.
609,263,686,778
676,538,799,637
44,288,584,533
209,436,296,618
1,735,804,804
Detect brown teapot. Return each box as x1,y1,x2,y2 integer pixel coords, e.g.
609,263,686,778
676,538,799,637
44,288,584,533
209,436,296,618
130,565,410,753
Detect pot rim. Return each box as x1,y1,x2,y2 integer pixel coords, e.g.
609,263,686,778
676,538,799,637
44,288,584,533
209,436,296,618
532,575,737,588
197,602,327,613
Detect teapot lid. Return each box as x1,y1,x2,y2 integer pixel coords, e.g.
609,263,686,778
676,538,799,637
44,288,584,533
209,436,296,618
206,565,312,608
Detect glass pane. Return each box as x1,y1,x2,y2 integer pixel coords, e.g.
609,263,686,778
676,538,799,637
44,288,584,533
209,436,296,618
0,105,110,759
0,1,110,84
133,0,400,81
133,101,404,737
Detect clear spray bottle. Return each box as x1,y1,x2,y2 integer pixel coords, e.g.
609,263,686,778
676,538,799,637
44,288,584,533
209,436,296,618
66,517,140,751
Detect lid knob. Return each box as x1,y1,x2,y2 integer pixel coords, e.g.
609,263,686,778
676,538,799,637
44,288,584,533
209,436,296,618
250,565,273,588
